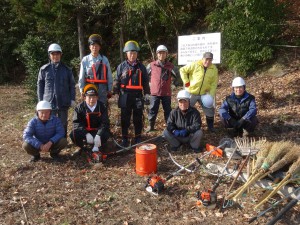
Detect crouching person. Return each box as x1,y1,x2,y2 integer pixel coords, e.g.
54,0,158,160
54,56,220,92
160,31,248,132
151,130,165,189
163,90,203,153
70,84,110,162
23,100,67,162
219,77,258,137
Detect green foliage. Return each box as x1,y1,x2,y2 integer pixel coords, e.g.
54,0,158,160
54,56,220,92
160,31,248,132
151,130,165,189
19,35,48,103
207,0,286,75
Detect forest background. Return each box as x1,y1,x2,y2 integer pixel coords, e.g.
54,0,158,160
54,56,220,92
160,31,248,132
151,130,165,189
1,0,299,100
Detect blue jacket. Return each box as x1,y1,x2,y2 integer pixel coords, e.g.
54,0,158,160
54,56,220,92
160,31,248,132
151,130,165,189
37,62,76,110
23,115,65,149
219,91,257,121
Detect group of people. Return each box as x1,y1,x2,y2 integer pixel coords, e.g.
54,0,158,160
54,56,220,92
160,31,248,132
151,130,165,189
22,34,258,162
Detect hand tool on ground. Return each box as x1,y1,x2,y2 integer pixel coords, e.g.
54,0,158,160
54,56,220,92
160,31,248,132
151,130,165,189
248,186,300,223
197,143,239,208
112,135,164,154
145,138,234,195
266,192,300,225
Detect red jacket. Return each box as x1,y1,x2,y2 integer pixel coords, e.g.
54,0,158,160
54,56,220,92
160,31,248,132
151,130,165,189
149,60,174,96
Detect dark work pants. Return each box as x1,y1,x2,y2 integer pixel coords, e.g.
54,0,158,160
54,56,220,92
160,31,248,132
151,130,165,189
148,96,171,124
22,138,68,156
121,93,143,138
52,109,68,137
69,129,110,148
162,129,203,149
220,116,258,132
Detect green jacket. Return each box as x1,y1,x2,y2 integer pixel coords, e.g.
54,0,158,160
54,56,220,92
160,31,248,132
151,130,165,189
180,59,218,96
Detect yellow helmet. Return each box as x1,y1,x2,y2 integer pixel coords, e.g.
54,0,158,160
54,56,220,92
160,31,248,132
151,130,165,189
123,40,140,52
88,34,102,46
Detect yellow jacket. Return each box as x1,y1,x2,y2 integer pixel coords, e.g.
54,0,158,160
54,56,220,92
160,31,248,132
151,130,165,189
180,59,218,96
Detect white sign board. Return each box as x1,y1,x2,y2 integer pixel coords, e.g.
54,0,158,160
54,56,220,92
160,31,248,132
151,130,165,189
178,33,221,65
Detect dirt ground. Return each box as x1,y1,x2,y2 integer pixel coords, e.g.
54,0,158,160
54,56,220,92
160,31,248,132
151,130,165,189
0,67,299,225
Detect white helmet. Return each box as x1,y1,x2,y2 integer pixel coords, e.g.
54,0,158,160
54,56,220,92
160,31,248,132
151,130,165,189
36,101,52,111
177,90,191,100
232,77,245,87
156,45,168,53
48,43,62,53
201,94,214,108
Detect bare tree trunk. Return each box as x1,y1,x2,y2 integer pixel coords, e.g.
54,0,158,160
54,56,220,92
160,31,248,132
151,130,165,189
77,9,85,60
119,3,126,63
119,26,124,63
143,13,155,60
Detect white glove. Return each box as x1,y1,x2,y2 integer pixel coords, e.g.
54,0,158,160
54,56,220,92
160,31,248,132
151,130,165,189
86,133,94,144
92,146,99,152
94,134,101,147
71,100,76,108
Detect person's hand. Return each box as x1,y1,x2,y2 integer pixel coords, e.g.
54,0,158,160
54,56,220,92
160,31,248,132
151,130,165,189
86,133,94,144
94,135,101,147
107,91,112,99
236,118,245,129
228,118,238,128
144,94,150,105
40,141,52,152
179,129,188,137
71,100,76,108
173,130,181,137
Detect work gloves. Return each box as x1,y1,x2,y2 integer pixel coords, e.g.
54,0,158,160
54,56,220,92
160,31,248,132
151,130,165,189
228,117,245,129
236,118,245,129
86,133,94,144
92,135,101,152
144,94,150,105
173,129,188,137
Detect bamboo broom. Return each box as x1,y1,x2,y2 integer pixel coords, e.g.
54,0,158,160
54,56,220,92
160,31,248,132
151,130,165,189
254,156,300,209
226,140,272,200
257,145,300,181
232,141,292,201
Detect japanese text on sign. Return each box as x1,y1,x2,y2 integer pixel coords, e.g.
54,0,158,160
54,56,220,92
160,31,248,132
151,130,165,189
178,33,221,65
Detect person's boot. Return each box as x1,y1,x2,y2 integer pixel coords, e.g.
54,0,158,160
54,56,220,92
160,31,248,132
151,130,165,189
145,121,155,133
206,116,216,132
30,154,41,162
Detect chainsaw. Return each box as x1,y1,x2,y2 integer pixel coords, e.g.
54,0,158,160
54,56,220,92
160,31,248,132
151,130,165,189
145,138,235,195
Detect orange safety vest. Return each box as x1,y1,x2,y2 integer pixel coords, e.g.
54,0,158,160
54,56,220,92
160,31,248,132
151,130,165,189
121,69,143,90
85,62,107,84
85,112,102,131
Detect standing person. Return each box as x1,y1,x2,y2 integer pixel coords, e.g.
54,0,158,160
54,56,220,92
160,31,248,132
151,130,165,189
37,43,76,137
180,52,218,132
146,45,178,132
78,34,113,105
219,77,258,137
163,90,203,152
70,84,110,161
113,40,150,147
23,101,68,162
